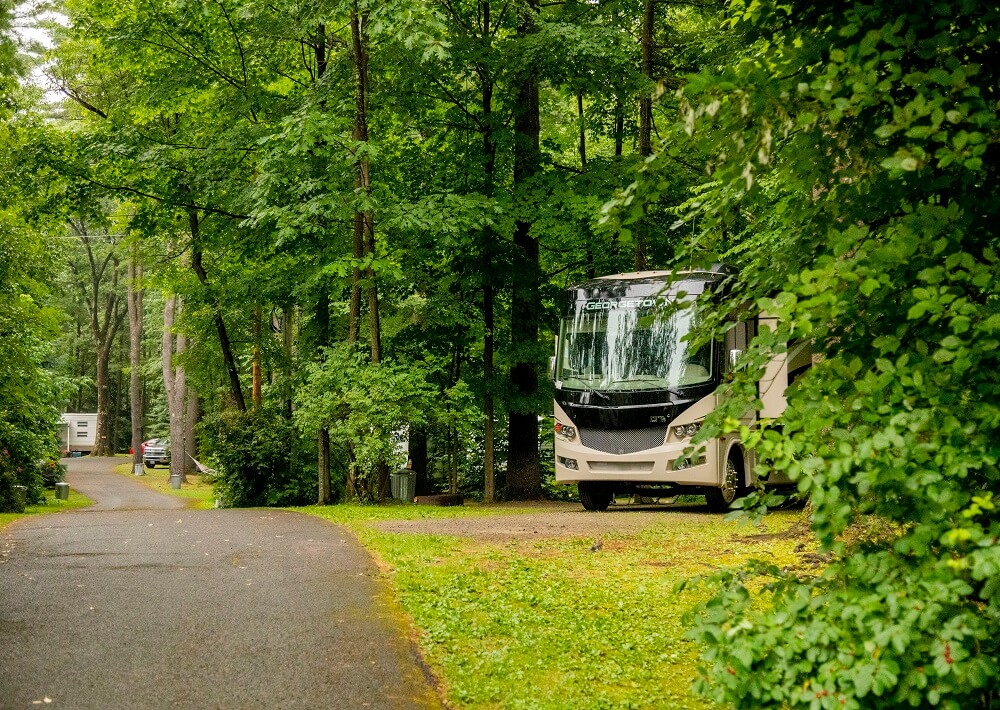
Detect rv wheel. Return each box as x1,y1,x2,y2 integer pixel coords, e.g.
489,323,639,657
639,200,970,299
578,482,614,512
706,451,745,513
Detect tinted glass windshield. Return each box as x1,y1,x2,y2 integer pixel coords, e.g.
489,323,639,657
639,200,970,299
556,299,712,391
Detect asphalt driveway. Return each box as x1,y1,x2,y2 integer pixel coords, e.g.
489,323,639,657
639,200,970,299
0,457,439,709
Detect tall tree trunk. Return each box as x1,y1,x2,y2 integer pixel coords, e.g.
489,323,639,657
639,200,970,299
128,248,144,470
636,0,655,271
364,234,381,364
74,320,84,412
349,3,388,500
282,303,294,420
252,303,263,408
578,93,595,279
94,345,112,454
345,3,367,501
185,388,198,475
281,303,295,485
162,293,187,484
347,4,365,499
110,346,123,452
483,278,496,502
409,425,429,495
507,0,543,501
351,7,381,364
614,94,624,158
189,210,247,411
314,287,332,504
315,23,327,79
317,428,331,503
480,10,498,502
447,343,462,495
314,24,333,505
348,4,368,351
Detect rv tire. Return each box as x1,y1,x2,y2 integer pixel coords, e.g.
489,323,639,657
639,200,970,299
706,450,745,513
579,482,614,512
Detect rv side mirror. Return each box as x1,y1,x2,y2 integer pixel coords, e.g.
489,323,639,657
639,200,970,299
729,349,743,369
549,356,556,379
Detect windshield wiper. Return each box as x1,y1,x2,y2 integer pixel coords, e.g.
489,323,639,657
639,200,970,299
607,377,685,398
582,385,609,400
560,377,609,399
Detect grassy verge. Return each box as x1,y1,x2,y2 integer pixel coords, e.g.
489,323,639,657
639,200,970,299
299,503,810,709
113,462,217,509
0,488,93,530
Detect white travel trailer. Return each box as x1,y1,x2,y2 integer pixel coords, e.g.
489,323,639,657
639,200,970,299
552,267,810,511
60,413,98,454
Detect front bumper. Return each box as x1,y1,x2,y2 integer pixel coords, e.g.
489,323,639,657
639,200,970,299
554,435,717,487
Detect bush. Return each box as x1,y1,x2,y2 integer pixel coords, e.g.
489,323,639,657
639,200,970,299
296,347,440,502
39,458,66,488
200,407,316,508
0,422,47,512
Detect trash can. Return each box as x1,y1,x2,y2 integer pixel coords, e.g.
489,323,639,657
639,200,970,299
390,470,416,503
55,482,70,500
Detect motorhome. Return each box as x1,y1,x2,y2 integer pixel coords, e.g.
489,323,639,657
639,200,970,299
552,267,810,511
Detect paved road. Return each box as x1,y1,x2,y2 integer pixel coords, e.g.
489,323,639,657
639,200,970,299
0,458,439,709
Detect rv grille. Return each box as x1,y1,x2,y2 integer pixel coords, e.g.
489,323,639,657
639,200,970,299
579,427,668,455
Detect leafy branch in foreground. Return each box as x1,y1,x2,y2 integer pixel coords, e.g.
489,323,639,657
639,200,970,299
608,1,1000,707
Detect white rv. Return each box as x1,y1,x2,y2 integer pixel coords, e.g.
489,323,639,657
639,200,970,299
60,413,98,454
552,268,810,511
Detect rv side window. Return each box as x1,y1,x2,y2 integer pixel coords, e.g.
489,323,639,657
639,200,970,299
786,339,812,386
723,320,752,372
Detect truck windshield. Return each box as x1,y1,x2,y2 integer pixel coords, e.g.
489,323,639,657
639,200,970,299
556,299,711,392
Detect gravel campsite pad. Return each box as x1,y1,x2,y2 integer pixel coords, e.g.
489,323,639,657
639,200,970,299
370,501,724,542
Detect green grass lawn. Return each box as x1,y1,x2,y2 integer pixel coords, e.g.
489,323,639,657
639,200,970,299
113,461,217,509
299,503,810,709
0,488,93,530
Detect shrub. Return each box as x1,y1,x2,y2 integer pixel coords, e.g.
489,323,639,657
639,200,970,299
201,407,316,508
296,346,440,502
0,422,47,512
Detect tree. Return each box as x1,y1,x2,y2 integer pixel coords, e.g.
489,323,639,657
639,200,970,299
161,289,187,484
612,1,1000,706
505,0,544,500
0,120,61,511
66,221,126,456
0,208,60,511
127,241,143,470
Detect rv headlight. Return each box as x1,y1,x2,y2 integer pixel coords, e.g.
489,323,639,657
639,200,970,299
559,457,579,470
555,421,577,440
672,423,701,439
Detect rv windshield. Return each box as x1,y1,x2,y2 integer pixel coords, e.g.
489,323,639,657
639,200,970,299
557,299,711,392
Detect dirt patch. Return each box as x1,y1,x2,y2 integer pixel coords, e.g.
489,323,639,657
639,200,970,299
371,501,720,542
